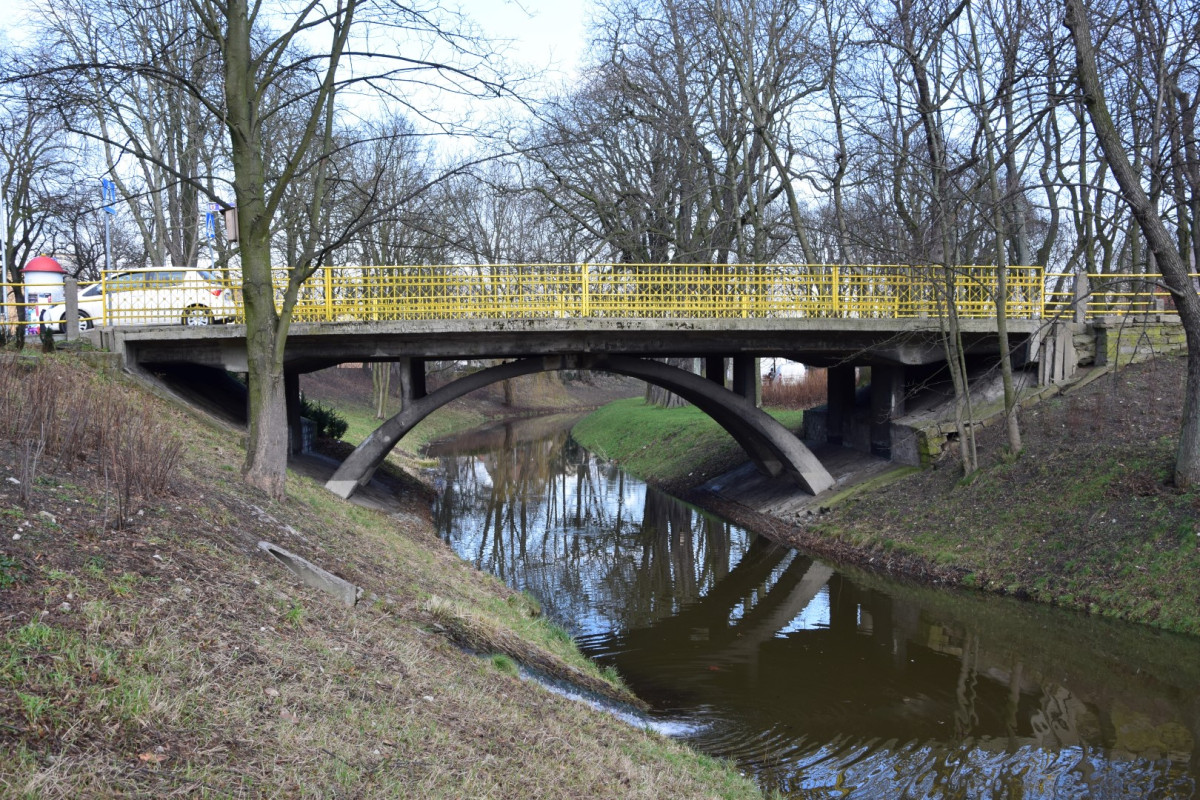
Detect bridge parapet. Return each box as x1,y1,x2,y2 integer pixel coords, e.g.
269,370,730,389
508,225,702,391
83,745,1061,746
12,266,1200,332
280,263,1045,323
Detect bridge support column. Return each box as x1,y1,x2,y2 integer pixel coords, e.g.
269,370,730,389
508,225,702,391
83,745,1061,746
285,369,303,455
705,356,725,388
826,365,856,446
870,364,905,459
731,356,758,406
403,357,426,401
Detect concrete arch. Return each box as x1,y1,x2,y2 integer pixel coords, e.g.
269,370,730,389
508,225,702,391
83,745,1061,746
325,354,835,499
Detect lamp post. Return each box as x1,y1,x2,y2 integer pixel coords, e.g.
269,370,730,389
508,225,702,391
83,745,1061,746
1,184,8,281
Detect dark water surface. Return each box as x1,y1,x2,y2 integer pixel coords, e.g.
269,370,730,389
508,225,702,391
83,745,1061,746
428,415,1200,798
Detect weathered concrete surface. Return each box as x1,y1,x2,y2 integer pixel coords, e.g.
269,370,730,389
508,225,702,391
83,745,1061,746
326,354,836,499
701,445,897,521
95,315,1040,373
257,540,363,606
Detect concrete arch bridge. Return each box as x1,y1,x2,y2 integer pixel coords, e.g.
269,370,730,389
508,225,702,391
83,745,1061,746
87,262,1172,500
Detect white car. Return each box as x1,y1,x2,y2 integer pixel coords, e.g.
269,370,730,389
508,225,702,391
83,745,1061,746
45,268,238,330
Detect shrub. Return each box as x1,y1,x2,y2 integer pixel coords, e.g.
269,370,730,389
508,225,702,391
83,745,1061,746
299,395,349,440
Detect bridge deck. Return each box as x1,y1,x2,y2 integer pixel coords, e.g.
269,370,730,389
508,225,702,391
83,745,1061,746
105,315,1047,373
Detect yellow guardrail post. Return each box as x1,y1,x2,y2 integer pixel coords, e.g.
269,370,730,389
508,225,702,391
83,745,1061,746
581,263,590,318
323,267,333,322
831,265,840,316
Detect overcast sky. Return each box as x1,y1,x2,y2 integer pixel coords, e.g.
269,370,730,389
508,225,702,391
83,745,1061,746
458,0,587,83
0,0,589,142
0,0,588,81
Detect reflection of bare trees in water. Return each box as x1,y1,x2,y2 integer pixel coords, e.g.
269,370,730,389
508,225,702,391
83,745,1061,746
433,419,1200,790
432,421,748,633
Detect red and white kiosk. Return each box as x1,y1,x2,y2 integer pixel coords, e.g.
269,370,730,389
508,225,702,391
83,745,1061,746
22,256,66,334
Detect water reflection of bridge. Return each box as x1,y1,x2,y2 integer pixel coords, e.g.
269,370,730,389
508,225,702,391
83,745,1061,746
433,417,1200,795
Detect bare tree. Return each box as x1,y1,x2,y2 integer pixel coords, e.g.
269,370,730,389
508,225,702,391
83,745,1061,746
0,73,80,346
39,0,225,268
12,0,511,496
1065,0,1200,486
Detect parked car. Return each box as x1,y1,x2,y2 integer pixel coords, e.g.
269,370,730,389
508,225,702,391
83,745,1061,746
44,268,237,330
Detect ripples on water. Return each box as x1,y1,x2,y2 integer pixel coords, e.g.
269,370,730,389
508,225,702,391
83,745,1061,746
429,417,1200,798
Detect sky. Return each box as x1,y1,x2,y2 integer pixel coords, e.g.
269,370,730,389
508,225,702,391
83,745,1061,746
0,0,590,146
0,0,589,81
456,0,588,83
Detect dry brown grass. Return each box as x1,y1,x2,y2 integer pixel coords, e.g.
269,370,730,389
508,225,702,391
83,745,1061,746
0,352,761,799
762,367,828,410
0,353,181,526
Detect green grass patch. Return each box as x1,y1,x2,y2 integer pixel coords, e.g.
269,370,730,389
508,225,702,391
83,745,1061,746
0,554,22,589
572,397,804,483
335,401,487,457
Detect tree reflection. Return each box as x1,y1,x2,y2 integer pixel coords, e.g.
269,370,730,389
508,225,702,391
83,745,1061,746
431,416,1200,797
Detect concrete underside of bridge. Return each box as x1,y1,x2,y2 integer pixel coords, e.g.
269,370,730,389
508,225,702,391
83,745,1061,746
105,316,1039,373
324,354,837,498
97,315,1057,500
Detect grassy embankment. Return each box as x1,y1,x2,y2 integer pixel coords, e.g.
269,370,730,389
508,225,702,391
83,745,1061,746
0,353,761,798
572,398,806,492
572,358,1200,637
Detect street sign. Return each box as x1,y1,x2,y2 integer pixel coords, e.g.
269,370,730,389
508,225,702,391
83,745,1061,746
101,179,117,215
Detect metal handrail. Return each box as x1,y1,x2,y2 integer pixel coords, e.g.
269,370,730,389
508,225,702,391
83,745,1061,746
1045,271,1195,318
276,263,1046,323
8,266,1199,331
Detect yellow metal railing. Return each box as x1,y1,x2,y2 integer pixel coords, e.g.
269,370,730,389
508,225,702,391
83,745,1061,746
1,283,43,333
96,271,239,326
1045,272,1195,318
11,265,1200,332
279,263,1047,323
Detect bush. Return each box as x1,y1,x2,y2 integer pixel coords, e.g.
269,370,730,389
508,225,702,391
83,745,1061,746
299,395,348,440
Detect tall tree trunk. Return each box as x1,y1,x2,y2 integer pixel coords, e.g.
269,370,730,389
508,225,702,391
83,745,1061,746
903,0,977,475
1066,0,1200,486
968,5,1021,454
225,0,288,498
373,363,391,419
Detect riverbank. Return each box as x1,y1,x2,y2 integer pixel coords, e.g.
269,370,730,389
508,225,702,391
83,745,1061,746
0,354,759,798
572,355,1200,637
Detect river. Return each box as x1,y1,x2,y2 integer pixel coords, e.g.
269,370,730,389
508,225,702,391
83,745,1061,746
428,414,1200,798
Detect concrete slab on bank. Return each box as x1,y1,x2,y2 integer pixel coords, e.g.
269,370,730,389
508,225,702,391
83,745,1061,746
698,444,901,521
